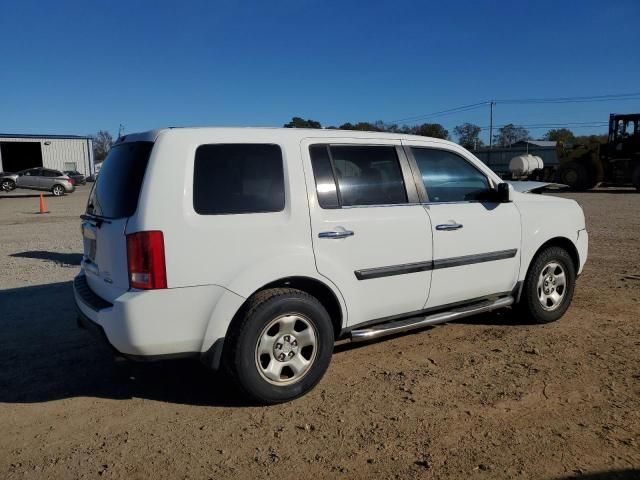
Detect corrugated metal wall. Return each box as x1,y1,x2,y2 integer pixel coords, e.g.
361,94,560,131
0,137,94,176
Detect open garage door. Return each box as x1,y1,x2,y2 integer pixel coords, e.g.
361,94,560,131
0,142,43,172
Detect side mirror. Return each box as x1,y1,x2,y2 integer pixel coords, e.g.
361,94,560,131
497,182,512,203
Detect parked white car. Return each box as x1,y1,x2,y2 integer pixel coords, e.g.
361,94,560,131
74,128,588,403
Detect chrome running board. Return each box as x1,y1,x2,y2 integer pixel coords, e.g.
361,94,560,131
350,296,514,343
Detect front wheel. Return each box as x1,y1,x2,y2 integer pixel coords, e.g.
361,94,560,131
556,161,595,191
516,246,576,324
51,185,65,196
224,288,334,404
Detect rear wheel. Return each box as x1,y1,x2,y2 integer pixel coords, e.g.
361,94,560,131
1,179,15,192
516,246,576,324
51,184,65,196
556,161,595,191
224,288,334,404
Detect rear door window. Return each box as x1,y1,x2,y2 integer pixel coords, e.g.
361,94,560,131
309,145,407,207
87,141,153,218
193,144,285,215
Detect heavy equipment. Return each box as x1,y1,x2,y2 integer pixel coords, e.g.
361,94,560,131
556,113,640,190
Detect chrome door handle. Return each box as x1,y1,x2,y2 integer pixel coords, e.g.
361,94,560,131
436,223,463,231
319,230,354,239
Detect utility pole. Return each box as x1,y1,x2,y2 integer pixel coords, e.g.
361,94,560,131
118,124,125,140
489,101,495,148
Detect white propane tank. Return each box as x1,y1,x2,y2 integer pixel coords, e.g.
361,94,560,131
509,154,544,176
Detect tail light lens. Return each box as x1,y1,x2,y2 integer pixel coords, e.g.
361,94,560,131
69,178,76,185
126,231,167,289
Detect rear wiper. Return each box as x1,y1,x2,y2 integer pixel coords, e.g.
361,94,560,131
80,213,111,227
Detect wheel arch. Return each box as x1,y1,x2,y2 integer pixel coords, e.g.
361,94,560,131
243,276,344,339
201,275,346,370
524,236,580,282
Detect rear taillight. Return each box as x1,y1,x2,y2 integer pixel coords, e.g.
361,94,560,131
126,231,167,289
69,178,76,185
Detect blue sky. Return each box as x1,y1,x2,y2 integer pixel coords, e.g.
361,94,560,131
1,0,639,142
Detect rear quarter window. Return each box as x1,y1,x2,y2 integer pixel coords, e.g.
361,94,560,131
87,142,153,219
193,144,285,215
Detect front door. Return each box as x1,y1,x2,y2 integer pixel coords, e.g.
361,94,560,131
17,168,42,188
303,139,433,328
404,143,521,309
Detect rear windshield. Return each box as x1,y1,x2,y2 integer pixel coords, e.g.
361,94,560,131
87,141,153,219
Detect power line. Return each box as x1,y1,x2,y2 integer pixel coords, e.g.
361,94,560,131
390,92,640,125
389,101,489,123
479,121,609,131
495,92,640,105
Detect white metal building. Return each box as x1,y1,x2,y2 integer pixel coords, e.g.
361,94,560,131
0,134,95,176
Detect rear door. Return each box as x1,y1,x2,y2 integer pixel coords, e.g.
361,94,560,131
404,142,521,308
303,139,433,328
40,169,61,189
82,141,153,302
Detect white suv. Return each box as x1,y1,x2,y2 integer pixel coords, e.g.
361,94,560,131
74,128,588,403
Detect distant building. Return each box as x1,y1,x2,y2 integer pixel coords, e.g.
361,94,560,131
0,133,95,176
472,140,558,175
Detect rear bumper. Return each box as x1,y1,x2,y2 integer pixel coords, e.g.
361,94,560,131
73,273,232,360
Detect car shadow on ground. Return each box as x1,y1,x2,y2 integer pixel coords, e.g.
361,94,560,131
11,250,83,267
0,281,252,407
553,471,640,480
334,307,531,354
1,280,535,404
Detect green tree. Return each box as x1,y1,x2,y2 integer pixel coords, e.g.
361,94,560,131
339,122,384,132
543,128,575,144
92,130,113,162
283,117,322,129
493,124,531,147
454,123,483,149
410,123,449,139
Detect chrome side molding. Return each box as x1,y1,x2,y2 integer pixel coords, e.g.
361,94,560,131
349,296,514,342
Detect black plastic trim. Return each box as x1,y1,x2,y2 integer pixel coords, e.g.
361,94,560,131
432,249,517,270
354,249,518,280
74,274,113,310
355,261,432,280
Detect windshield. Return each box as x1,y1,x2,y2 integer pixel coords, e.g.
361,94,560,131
86,141,153,219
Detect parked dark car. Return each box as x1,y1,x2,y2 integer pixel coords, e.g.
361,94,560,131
64,170,87,185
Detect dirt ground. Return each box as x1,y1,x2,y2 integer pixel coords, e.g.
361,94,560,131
0,186,638,480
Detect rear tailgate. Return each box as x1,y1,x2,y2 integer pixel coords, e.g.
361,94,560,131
82,141,153,302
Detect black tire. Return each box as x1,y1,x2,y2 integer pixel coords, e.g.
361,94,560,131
51,184,65,196
224,288,334,404
556,161,593,191
1,179,15,192
516,246,576,324
632,164,640,191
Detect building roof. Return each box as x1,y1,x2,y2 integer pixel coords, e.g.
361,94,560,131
0,133,91,140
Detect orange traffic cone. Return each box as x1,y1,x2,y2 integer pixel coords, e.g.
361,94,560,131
38,193,49,214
